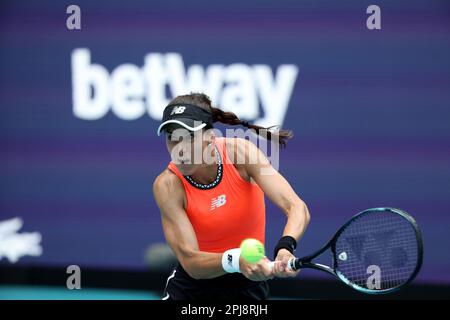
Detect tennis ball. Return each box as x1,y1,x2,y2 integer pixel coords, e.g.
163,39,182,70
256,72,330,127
240,238,265,264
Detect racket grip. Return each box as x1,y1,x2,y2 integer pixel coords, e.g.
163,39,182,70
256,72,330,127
267,259,296,271
288,258,302,270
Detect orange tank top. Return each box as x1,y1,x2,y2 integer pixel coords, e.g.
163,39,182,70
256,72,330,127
167,137,266,253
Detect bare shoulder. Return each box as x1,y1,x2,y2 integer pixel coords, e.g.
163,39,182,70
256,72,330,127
224,137,268,166
224,137,257,164
153,168,185,206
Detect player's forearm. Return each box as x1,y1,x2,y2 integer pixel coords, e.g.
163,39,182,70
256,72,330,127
180,250,228,280
282,200,311,241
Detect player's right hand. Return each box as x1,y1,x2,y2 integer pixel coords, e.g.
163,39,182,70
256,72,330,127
240,256,274,281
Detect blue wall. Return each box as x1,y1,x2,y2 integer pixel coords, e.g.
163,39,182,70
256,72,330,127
0,0,449,284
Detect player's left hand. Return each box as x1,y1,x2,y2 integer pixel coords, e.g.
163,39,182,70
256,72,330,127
272,248,300,278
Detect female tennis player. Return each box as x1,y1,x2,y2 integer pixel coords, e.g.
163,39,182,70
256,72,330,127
153,93,310,300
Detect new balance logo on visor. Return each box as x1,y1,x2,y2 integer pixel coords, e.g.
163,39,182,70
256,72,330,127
170,106,186,115
210,194,226,211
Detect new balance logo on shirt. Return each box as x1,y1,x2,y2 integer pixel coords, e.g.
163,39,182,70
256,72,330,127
210,194,226,211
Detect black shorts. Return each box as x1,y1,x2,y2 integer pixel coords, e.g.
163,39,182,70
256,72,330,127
162,263,270,301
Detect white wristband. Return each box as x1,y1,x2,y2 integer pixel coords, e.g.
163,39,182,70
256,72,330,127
222,248,241,273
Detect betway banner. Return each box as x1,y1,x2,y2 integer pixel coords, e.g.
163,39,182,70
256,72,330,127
72,49,298,127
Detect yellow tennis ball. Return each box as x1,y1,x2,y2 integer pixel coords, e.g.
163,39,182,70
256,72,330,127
240,238,265,264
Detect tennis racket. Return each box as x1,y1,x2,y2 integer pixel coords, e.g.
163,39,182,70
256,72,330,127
270,207,423,294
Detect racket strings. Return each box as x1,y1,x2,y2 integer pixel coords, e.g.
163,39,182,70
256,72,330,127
334,211,419,291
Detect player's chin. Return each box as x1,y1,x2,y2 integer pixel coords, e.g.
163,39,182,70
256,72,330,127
175,163,196,175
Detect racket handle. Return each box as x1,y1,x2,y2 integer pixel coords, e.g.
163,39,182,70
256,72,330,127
288,258,301,271
267,259,298,271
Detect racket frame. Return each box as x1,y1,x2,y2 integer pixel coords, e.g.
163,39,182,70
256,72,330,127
289,207,424,294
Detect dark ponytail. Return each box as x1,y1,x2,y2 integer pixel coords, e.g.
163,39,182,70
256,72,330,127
210,106,293,148
168,92,294,148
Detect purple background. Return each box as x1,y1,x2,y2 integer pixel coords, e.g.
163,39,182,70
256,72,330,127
0,0,449,284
